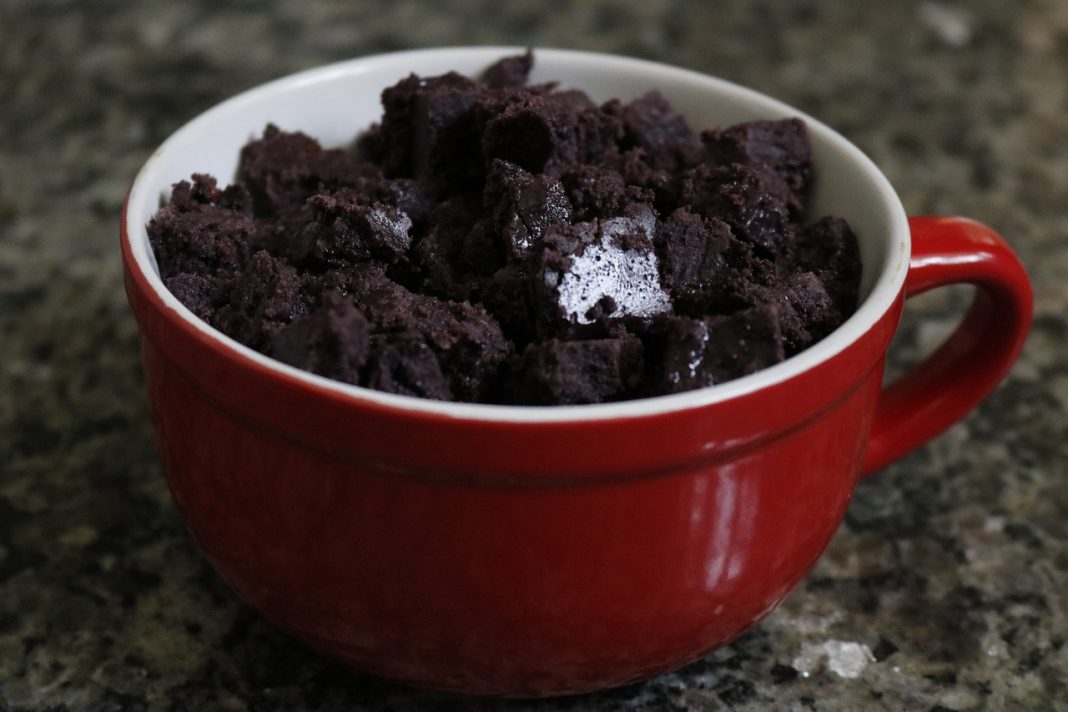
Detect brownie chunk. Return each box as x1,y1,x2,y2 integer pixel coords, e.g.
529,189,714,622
772,271,841,356
286,190,412,267
678,163,796,251
366,330,453,401
703,118,812,196
481,263,538,345
316,263,509,400
655,208,734,309
271,292,371,385
621,91,703,172
150,52,862,405
482,93,582,176
163,272,226,323
484,159,572,260
238,125,361,218
148,174,256,280
561,164,652,222
213,250,309,351
512,334,644,405
795,216,863,315
410,197,500,299
408,298,511,402
373,72,485,184
481,49,534,89
658,306,785,392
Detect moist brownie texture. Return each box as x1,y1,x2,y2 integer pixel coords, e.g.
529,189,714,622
148,52,861,405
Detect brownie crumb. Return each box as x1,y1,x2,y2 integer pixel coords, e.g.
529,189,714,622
149,52,861,405
481,49,534,89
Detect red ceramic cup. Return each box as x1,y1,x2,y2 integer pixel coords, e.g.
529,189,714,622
121,48,1032,696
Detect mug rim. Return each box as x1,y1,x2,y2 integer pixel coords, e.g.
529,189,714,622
122,45,910,424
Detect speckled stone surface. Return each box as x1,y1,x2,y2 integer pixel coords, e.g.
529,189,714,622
1,1,1066,710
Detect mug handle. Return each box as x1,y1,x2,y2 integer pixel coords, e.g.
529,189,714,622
861,216,1033,476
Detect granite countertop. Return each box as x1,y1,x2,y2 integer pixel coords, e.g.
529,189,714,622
2,0,1066,709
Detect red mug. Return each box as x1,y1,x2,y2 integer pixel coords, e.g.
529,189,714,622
121,48,1032,696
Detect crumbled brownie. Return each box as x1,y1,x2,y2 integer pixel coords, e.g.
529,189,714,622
481,263,538,345
410,197,499,299
658,306,785,392
163,272,226,323
561,164,652,222
702,118,812,197
484,159,572,260
654,207,734,309
271,292,371,385
480,49,534,89
482,93,583,176
677,163,796,251
212,250,309,351
285,190,413,267
238,125,362,219
772,271,841,355
794,216,863,315
365,330,453,400
149,52,862,405
407,297,511,402
621,91,703,173
148,174,256,280
511,334,644,405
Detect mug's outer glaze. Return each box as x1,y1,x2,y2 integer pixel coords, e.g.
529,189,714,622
121,48,1032,696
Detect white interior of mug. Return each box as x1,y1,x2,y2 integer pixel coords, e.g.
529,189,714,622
124,46,910,422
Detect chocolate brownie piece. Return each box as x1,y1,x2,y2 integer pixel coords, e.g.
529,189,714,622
481,263,537,345
511,333,644,405
484,159,572,260
271,292,371,385
795,216,862,315
771,271,841,355
654,207,734,309
284,189,412,267
365,330,453,400
373,72,487,185
410,197,499,299
658,306,785,392
163,272,227,324
213,250,309,351
621,91,703,173
407,297,511,402
703,118,813,197
148,174,256,280
561,164,653,222
576,100,625,167
482,93,582,176
328,169,436,229
319,263,509,400
678,163,796,252
238,125,361,218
